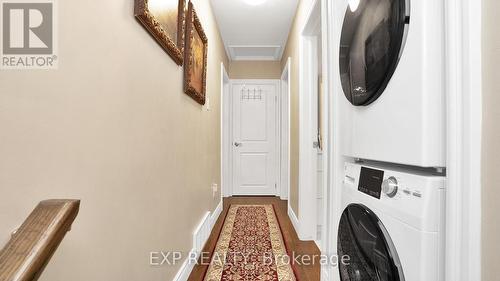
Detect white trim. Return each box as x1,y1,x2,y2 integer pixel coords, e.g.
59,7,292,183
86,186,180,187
231,56,279,61
172,251,196,281
211,200,223,229
444,0,482,279
288,203,303,239
325,0,348,280
229,79,281,83
173,202,224,281
192,212,211,254
221,63,231,198
228,45,282,61
320,265,331,281
227,79,281,197
298,0,322,242
318,0,331,254
279,58,291,200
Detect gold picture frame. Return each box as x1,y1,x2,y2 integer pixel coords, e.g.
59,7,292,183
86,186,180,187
134,0,186,65
183,1,208,105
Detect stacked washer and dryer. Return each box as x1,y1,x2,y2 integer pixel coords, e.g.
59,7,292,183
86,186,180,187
336,0,446,280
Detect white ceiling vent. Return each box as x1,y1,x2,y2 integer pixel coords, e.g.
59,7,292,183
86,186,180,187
211,0,298,62
228,45,282,61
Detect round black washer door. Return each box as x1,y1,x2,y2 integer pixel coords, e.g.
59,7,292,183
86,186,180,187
338,204,404,281
339,0,409,106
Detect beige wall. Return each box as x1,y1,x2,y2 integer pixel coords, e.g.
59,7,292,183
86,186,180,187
482,0,500,279
0,0,228,280
228,60,282,79
280,0,314,216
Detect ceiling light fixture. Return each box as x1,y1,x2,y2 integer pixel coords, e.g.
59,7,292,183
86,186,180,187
243,0,267,6
348,0,360,12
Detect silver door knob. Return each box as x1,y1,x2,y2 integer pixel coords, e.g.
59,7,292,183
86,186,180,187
234,142,242,147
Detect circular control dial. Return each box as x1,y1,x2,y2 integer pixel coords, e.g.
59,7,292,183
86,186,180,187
382,177,398,198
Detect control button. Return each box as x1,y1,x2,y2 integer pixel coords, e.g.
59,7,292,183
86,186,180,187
403,190,411,195
412,191,422,198
382,177,398,198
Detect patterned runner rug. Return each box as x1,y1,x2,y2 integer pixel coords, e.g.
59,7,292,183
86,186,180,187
203,205,297,281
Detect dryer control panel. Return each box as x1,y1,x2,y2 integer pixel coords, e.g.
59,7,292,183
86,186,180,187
343,161,446,232
358,166,384,199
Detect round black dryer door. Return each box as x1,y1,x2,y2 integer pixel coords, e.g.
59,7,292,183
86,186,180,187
339,0,409,106
338,204,404,281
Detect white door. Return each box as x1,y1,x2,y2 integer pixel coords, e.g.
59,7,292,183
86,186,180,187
232,81,277,195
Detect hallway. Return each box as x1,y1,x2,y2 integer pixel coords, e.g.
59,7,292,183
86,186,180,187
188,197,320,281
0,0,494,280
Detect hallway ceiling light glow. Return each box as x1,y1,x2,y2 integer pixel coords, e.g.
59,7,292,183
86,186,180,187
349,0,360,12
242,0,267,6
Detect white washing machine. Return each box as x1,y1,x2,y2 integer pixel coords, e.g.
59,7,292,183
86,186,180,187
338,162,445,281
338,0,446,167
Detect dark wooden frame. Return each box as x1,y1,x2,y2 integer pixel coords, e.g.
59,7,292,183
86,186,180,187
134,0,186,65
183,1,208,105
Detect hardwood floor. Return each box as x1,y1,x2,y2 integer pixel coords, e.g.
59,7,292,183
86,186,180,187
187,196,321,281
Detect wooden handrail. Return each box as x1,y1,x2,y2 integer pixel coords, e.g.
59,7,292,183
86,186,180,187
0,200,80,281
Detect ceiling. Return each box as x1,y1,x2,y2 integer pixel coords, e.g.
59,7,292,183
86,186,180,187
210,0,299,61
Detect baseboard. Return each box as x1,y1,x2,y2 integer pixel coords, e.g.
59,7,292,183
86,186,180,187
172,251,196,281
322,265,340,281
211,199,223,228
288,204,301,239
173,200,224,281
314,240,322,251
321,265,330,281
192,211,211,256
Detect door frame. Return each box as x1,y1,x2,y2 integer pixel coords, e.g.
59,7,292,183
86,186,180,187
297,0,329,242
443,0,482,279
225,79,282,197
221,63,231,198
280,58,291,200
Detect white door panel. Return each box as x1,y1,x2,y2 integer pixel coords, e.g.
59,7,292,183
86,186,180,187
232,82,277,195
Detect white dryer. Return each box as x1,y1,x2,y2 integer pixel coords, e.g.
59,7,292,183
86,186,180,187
339,0,445,167
338,162,446,281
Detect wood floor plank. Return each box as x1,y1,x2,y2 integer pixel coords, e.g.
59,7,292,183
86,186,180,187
187,197,321,281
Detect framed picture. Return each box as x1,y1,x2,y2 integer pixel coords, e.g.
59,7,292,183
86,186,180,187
183,1,208,105
134,0,186,65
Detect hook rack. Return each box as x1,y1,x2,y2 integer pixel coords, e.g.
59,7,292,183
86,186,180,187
241,87,263,101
